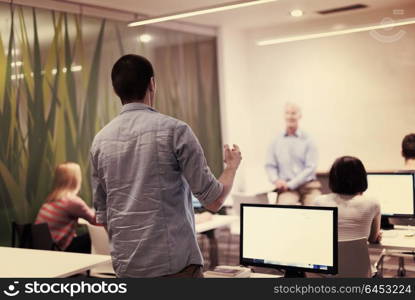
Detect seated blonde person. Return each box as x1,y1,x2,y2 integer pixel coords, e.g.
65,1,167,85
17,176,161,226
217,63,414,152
35,162,96,253
313,156,382,244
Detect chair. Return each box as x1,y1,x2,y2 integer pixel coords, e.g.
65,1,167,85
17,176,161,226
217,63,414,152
337,238,371,278
11,222,60,251
85,223,115,278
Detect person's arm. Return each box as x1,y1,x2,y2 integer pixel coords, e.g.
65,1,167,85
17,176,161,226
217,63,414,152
286,139,318,190
173,123,241,213
368,205,382,243
67,196,96,224
265,140,279,184
205,145,241,212
90,150,108,228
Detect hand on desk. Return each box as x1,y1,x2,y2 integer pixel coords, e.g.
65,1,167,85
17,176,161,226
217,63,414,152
375,231,383,243
274,180,288,192
370,231,383,244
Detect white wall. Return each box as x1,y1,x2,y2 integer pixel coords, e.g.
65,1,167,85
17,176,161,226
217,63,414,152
218,24,415,193
217,27,255,194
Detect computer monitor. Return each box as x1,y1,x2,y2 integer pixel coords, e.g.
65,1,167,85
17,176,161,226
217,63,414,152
366,173,415,217
240,204,338,277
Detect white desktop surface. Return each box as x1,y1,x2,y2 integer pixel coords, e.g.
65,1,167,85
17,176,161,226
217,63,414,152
249,273,282,278
195,215,238,233
0,247,111,278
370,226,415,251
204,271,281,278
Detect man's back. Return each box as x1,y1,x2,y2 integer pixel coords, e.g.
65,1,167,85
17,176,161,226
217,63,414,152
90,102,223,277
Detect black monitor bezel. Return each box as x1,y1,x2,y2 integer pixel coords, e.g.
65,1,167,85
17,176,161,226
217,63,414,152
240,203,338,275
366,172,415,218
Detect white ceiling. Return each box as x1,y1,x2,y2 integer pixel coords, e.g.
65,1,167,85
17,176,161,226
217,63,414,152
61,0,415,29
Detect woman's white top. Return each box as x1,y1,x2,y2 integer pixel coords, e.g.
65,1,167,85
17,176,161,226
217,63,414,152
313,193,380,241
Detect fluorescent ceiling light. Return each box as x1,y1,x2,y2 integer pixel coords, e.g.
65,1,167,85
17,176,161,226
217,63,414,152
128,0,277,27
257,17,415,46
138,34,153,43
52,65,82,75
11,61,23,67
290,9,303,17
71,65,83,72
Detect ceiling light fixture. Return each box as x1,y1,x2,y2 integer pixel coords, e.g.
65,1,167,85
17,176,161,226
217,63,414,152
290,9,303,17
257,17,415,46
128,0,278,27
11,61,23,67
138,34,153,43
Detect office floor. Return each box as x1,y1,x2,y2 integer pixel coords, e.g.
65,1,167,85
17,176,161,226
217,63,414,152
198,228,415,278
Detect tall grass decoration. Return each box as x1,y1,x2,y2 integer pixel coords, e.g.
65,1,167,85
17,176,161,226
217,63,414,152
0,4,223,247
0,5,109,245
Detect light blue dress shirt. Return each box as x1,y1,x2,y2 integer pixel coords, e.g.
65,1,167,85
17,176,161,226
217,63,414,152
265,130,318,190
90,102,223,277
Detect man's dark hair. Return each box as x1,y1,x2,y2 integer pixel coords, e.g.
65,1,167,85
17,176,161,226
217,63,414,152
402,133,415,160
329,156,368,195
111,54,154,104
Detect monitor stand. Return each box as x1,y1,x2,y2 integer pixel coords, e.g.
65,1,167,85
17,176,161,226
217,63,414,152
284,270,306,278
381,216,394,230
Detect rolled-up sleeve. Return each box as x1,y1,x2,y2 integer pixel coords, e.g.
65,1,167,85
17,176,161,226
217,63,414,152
66,196,96,224
173,123,223,207
90,149,107,224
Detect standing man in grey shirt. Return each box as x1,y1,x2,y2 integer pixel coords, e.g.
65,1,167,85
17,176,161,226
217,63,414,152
90,54,241,278
265,102,321,205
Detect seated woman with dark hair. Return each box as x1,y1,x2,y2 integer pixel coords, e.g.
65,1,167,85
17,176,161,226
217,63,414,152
313,156,381,243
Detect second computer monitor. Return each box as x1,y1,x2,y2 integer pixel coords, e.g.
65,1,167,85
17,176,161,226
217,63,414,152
240,204,338,275
366,173,415,217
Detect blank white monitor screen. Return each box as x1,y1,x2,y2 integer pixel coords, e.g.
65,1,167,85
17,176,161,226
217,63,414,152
366,173,415,216
241,205,336,273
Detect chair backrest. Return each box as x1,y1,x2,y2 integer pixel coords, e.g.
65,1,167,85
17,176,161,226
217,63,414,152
86,223,111,255
12,222,58,250
232,193,269,216
86,223,116,277
337,238,371,278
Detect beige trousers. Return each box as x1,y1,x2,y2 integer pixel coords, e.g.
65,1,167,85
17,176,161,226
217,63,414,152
277,180,322,206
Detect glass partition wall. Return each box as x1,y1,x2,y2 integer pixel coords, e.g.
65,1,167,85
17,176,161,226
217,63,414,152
0,3,222,246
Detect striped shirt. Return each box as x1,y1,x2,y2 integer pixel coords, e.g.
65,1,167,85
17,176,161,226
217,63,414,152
313,193,380,241
35,196,95,250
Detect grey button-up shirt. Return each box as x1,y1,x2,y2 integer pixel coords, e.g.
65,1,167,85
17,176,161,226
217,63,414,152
90,102,223,277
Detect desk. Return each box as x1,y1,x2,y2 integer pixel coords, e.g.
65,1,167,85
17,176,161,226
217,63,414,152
370,226,415,251
196,215,238,269
0,247,111,278
250,273,282,278
369,226,415,277
80,215,238,270
204,271,281,278
196,215,238,233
